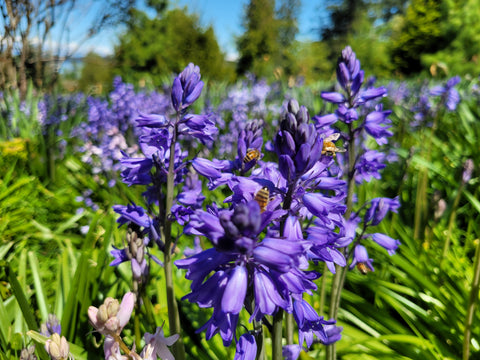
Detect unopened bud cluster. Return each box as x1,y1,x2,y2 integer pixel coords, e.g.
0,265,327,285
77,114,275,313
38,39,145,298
274,99,322,181
45,333,70,360
95,297,122,333
125,228,148,286
20,345,37,360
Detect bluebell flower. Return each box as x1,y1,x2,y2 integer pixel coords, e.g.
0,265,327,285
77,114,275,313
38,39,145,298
430,76,461,111
178,113,218,142
349,245,374,273
110,246,130,267
364,107,393,145
354,150,386,183
293,299,336,348
321,46,387,123
183,236,203,257
315,45,400,280
141,326,179,360
369,233,400,255
274,99,323,182
364,197,400,226
323,324,343,345
171,63,204,112
233,333,257,360
176,201,318,346
40,314,61,337
113,203,153,229
282,344,303,360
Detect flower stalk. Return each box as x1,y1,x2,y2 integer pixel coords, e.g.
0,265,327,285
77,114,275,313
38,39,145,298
163,119,186,360
463,236,480,360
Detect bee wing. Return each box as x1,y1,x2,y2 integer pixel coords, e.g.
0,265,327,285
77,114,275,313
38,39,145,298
335,147,346,153
324,133,341,142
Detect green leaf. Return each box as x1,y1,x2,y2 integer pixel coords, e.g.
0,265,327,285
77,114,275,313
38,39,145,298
464,190,480,214
28,251,48,321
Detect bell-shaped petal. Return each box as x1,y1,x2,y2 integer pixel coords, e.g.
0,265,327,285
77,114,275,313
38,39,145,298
117,292,135,329
234,333,257,360
321,92,346,103
279,155,295,182
222,266,247,314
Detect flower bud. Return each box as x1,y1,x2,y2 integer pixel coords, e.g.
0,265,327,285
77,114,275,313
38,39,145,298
20,345,37,360
106,298,120,317
462,159,474,183
88,293,135,336
287,99,299,114
45,333,69,360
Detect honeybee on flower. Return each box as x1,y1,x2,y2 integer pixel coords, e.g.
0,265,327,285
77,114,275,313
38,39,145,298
254,186,270,213
321,133,346,157
243,148,262,165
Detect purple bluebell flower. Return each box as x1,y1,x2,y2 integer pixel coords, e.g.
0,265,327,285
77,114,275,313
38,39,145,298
364,197,400,226
234,333,257,360
178,113,218,142
302,193,346,219
430,76,461,111
315,46,400,283
369,233,400,255
364,107,393,145
282,344,303,360
40,314,61,337
323,324,343,345
176,202,318,346
293,299,336,348
349,245,374,273
113,203,153,229
183,236,203,257
354,150,386,183
71,77,170,176
214,77,275,158
110,246,130,267
238,119,264,172
171,170,206,225
172,63,204,112
321,46,386,122
274,99,323,181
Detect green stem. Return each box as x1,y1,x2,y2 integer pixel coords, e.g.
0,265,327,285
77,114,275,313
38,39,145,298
134,307,141,352
108,332,140,360
326,122,355,360
272,309,284,360
319,263,328,315
414,115,439,245
163,120,186,360
463,237,480,360
285,312,294,344
254,320,265,360
441,184,464,263
281,182,296,348
413,168,428,242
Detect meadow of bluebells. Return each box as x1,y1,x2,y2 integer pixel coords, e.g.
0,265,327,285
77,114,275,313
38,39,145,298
2,44,479,360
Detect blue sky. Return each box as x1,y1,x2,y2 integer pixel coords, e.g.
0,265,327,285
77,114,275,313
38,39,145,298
79,0,327,60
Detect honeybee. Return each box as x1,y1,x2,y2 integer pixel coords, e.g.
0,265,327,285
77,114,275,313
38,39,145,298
254,186,270,213
356,262,371,275
243,148,261,165
321,133,346,157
